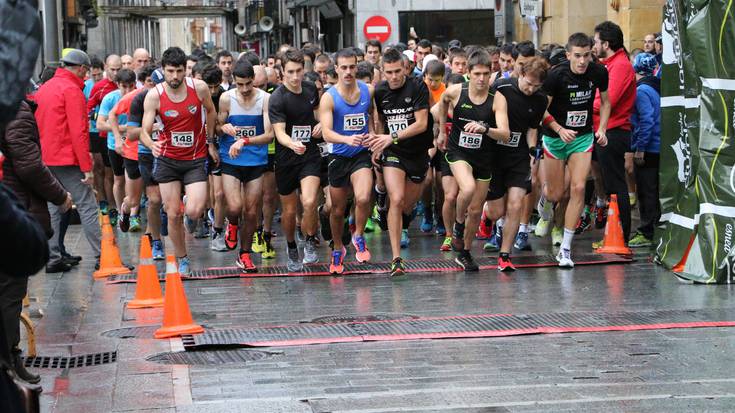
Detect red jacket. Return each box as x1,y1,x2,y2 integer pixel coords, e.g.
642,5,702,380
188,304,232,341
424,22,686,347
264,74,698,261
34,68,92,172
593,48,636,131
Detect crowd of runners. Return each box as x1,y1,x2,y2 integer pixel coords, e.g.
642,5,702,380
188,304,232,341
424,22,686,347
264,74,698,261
32,20,663,278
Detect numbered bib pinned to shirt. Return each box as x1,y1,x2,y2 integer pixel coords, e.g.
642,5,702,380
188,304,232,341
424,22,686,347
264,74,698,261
343,113,366,131
318,142,331,157
171,131,194,147
235,126,256,138
565,110,588,128
387,118,408,134
497,131,522,148
291,125,312,143
458,131,482,149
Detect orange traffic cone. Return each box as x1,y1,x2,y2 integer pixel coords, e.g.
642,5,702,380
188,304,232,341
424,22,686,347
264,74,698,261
93,219,131,279
154,256,203,339
595,194,633,255
127,236,164,309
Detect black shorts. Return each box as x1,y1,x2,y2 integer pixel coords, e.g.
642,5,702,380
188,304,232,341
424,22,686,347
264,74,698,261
108,149,125,177
267,153,275,172
379,149,429,184
138,153,158,187
327,150,373,188
123,157,141,180
320,156,330,187
221,162,266,184
445,149,492,181
487,156,531,201
207,143,222,176
153,156,208,186
275,158,321,195
89,132,107,154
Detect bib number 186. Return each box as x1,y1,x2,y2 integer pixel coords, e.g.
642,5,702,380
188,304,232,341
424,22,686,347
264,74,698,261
458,131,482,149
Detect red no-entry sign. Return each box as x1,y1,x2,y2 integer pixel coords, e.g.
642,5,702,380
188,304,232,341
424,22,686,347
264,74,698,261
363,15,392,44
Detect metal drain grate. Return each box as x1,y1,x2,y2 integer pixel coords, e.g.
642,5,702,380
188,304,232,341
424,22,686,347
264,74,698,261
146,349,275,365
310,314,420,324
182,308,735,349
106,253,634,284
101,325,160,338
23,351,117,369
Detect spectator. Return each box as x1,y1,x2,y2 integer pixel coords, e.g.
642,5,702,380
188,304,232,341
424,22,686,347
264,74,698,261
642,33,656,54
592,21,637,243
0,98,71,383
414,39,432,75
629,53,661,247
34,49,102,271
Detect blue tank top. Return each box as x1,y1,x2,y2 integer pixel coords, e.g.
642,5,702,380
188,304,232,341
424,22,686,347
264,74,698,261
328,81,370,158
220,89,268,166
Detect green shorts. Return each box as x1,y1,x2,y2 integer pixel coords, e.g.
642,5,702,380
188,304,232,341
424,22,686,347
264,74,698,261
542,133,594,161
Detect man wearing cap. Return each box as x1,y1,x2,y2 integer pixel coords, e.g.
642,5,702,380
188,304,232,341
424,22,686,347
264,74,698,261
34,49,102,271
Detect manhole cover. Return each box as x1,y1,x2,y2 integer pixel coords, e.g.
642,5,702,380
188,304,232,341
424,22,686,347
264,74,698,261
146,349,276,365
23,351,117,369
309,314,420,324
101,325,160,338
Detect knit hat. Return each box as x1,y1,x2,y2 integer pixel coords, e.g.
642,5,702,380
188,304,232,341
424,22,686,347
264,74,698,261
633,52,658,76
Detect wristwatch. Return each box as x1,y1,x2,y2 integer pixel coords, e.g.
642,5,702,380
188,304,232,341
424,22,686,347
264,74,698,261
391,131,399,145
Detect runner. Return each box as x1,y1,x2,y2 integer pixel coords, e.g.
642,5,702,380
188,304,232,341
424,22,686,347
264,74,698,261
432,73,465,251
107,67,156,234
269,48,323,272
96,68,138,229
436,50,510,271
320,48,375,275
539,33,610,268
369,48,433,276
87,54,122,224
251,65,277,259
217,60,273,272
139,47,218,275
485,57,549,271
125,67,166,260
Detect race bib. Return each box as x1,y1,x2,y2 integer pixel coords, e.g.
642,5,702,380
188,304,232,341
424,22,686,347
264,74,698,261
458,131,482,149
318,142,331,157
343,113,366,131
171,131,194,147
291,125,312,143
566,110,588,128
235,126,256,138
498,131,522,148
387,118,408,134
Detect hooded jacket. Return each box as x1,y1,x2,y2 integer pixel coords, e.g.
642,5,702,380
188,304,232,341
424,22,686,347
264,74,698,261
630,76,661,154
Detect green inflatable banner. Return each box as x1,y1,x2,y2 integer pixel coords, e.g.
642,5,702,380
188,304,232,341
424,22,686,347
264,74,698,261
655,0,735,283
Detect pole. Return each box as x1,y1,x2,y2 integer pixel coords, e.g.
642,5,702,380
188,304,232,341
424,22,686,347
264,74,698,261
42,0,60,63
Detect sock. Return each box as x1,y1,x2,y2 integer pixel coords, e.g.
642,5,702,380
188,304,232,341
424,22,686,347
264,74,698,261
263,231,272,242
538,196,552,221
453,220,465,239
519,223,528,234
402,213,412,230
596,197,606,208
375,185,387,210
496,217,505,231
214,227,223,234
287,240,297,250
239,248,251,254
561,228,575,250
499,252,510,260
